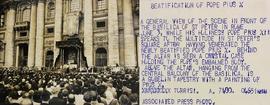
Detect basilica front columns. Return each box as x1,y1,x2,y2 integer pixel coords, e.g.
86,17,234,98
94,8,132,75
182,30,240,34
84,0,94,67
35,0,45,69
108,0,120,66
123,0,137,67
28,0,37,67
54,0,63,66
4,3,16,67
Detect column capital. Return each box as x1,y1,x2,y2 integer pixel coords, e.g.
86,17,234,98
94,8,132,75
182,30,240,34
31,0,38,5
38,0,45,3
7,1,17,10
0,3,10,12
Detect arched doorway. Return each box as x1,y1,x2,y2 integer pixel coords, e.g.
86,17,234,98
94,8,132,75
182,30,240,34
95,48,107,67
45,50,54,68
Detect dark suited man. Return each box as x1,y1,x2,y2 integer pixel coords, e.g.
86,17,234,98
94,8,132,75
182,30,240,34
41,89,51,105
49,87,66,105
83,91,104,105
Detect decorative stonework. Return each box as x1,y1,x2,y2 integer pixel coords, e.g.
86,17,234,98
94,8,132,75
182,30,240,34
70,0,81,12
44,39,54,47
95,35,107,41
94,42,108,49
14,21,30,31
16,1,31,22
45,0,55,24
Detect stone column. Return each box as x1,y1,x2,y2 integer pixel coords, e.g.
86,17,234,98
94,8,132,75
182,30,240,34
4,4,16,67
53,0,63,65
123,0,137,67
15,45,19,67
35,0,45,69
28,0,37,67
84,0,94,67
108,0,120,66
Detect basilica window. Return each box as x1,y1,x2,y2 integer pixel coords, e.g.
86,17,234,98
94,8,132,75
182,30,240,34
0,13,5,27
96,21,105,28
22,8,30,22
94,19,107,31
19,32,28,37
0,40,3,61
47,2,55,19
16,2,31,22
46,27,54,34
97,0,106,10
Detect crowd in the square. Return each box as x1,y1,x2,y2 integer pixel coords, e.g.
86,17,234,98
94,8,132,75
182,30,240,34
0,67,139,105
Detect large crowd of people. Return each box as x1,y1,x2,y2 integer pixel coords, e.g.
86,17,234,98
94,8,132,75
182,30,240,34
0,67,139,105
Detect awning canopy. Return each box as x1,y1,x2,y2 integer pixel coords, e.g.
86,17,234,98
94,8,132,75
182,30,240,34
56,38,83,48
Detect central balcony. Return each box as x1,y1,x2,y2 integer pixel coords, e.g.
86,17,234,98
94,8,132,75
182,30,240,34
14,21,30,31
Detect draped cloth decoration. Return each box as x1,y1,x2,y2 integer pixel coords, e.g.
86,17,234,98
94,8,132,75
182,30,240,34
63,12,80,36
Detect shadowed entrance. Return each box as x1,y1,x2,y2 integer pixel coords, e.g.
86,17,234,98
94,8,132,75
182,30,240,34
55,38,87,69
95,48,107,67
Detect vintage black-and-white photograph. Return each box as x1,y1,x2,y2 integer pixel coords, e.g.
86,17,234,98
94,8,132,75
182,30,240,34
0,0,139,104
